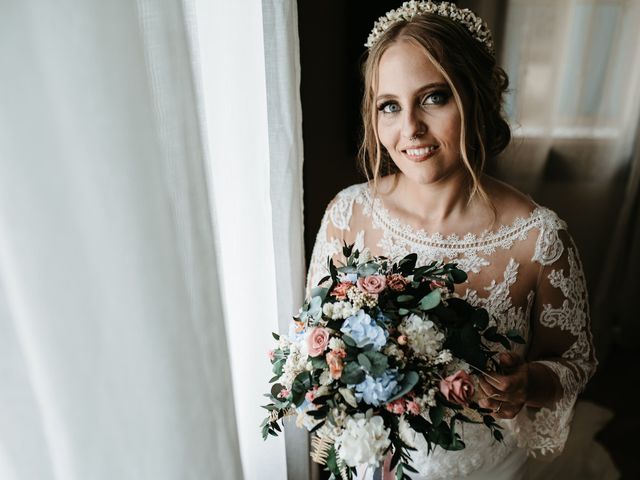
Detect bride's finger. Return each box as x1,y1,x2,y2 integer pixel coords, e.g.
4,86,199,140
479,377,503,397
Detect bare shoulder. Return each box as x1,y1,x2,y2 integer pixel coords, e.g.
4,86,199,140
481,175,537,224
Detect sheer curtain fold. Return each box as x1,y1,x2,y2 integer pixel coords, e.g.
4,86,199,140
495,0,640,355
262,4,308,479
189,0,303,479
0,1,244,479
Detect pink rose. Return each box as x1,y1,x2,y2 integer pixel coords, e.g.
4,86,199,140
385,399,405,415
267,349,275,361
307,327,330,357
397,335,407,346
357,275,387,294
331,281,353,300
326,350,345,379
387,273,408,292
278,388,290,399
439,370,475,406
406,400,421,415
305,387,318,403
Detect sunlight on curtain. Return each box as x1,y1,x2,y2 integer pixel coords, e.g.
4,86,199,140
0,1,242,479
496,0,640,355
188,0,304,479
501,0,640,178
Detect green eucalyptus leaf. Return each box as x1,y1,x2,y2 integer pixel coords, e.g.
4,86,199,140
342,335,356,347
387,370,419,403
471,309,489,330
359,351,388,376
357,353,372,371
449,268,467,283
506,330,526,344
397,295,415,303
339,387,359,408
270,383,285,398
310,286,329,301
429,403,444,426
419,290,441,311
341,361,366,384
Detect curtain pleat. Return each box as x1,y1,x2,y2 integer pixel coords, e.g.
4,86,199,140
0,1,242,479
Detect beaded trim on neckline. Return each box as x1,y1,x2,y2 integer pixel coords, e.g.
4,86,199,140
361,185,547,250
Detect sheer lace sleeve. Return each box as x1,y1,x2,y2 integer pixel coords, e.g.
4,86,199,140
305,185,364,297
515,219,597,457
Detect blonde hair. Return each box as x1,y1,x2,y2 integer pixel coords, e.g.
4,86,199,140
358,14,511,219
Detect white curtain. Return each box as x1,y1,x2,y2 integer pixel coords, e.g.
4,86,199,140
495,0,640,356
0,0,305,479
188,0,304,478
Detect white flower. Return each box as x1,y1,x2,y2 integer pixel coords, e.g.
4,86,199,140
335,413,391,467
323,301,357,320
444,358,471,376
435,349,453,365
322,302,335,317
383,343,405,362
329,337,346,351
364,1,494,53
280,342,309,390
398,415,417,448
416,388,438,409
398,314,445,360
319,369,333,386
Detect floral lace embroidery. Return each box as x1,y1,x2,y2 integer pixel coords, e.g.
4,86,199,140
461,258,533,344
514,247,595,457
532,213,567,265
540,248,587,336
306,182,595,470
357,185,559,274
330,184,362,230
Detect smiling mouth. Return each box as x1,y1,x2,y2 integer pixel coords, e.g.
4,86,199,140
402,145,439,160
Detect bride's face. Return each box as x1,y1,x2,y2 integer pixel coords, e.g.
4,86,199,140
376,40,463,186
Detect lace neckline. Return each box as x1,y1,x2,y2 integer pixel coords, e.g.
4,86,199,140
361,185,546,250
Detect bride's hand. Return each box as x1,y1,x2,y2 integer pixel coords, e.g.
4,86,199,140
477,352,529,419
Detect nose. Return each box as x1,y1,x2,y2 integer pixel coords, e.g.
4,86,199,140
400,107,426,139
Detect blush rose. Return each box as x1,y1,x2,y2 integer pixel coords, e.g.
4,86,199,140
332,281,353,300
387,273,408,291
439,370,475,406
307,327,330,357
326,350,346,379
357,275,387,294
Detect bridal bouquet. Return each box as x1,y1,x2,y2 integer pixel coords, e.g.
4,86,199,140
260,244,523,480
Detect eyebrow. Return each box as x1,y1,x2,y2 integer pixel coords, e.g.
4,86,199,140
376,82,450,102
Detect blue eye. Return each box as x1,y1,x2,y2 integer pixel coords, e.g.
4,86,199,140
423,91,449,106
378,102,400,114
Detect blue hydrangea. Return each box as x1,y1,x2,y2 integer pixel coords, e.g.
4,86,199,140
340,309,387,350
341,273,358,283
353,370,401,406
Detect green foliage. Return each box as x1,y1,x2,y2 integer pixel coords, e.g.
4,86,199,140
419,290,441,311
387,371,419,403
262,242,523,472
341,361,366,384
357,351,388,376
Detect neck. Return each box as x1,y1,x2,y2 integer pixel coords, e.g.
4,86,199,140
385,170,479,229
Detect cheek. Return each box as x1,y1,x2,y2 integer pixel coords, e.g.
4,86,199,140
376,118,397,151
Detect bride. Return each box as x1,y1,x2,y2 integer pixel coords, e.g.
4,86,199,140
306,2,596,479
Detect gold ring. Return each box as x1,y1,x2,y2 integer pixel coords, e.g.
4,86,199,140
495,403,502,413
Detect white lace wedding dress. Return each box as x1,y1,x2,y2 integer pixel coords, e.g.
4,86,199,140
306,182,597,480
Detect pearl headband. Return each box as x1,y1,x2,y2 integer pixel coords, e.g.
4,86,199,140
365,0,494,55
